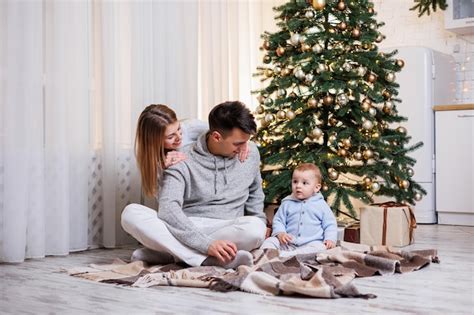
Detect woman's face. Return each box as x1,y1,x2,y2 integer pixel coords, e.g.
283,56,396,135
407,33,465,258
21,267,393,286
163,121,182,150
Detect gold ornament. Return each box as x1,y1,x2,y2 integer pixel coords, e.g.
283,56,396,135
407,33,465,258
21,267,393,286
262,180,268,188
276,110,286,120
307,98,318,108
312,0,326,11
323,95,334,106
322,184,329,192
257,95,265,104
328,168,339,180
338,22,347,30
281,68,292,76
286,110,296,120
363,149,374,159
368,7,374,14
328,27,336,34
337,148,347,157
371,182,381,192
397,126,407,134
256,105,265,114
396,59,405,68
273,66,281,74
351,28,361,39
329,117,338,126
276,47,285,57
263,41,271,50
301,43,312,52
264,69,273,77
382,89,392,99
362,42,370,50
367,72,377,83
263,55,271,64
342,138,351,148
363,177,372,186
375,34,384,43
399,180,410,189
328,134,337,143
414,192,422,201
372,131,380,139
337,1,346,11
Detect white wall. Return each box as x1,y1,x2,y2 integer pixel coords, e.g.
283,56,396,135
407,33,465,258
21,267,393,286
373,0,473,104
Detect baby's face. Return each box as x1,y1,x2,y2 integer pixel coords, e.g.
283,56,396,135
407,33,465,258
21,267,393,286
291,170,321,200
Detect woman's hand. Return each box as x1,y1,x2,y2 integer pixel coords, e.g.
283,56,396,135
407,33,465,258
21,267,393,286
238,142,250,162
164,151,187,168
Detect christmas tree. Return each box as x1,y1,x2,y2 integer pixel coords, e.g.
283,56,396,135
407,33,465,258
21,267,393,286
254,0,425,216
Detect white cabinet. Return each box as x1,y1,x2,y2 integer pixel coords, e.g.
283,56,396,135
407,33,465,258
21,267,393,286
444,0,474,35
435,108,474,226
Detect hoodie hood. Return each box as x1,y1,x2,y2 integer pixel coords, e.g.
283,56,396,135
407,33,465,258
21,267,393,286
189,132,238,194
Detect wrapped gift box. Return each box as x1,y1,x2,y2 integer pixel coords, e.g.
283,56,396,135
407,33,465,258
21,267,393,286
343,223,360,243
360,202,416,247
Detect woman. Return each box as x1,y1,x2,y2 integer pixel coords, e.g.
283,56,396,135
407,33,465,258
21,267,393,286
135,104,248,197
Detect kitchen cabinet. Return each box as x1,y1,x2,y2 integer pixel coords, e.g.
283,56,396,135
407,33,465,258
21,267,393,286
434,105,474,226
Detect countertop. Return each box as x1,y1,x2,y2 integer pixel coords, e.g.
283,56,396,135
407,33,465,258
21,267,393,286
432,104,474,111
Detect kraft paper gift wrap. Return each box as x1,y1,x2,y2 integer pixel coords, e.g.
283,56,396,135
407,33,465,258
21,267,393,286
360,202,416,247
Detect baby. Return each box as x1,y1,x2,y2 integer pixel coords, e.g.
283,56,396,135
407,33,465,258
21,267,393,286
261,163,337,256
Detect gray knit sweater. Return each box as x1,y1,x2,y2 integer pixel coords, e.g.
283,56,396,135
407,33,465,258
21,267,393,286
157,132,266,254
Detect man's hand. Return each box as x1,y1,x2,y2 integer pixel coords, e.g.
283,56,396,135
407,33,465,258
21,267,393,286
207,240,237,263
276,232,293,245
324,240,335,249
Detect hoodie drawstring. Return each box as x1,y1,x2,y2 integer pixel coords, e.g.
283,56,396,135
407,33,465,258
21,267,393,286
213,156,218,194
223,158,228,185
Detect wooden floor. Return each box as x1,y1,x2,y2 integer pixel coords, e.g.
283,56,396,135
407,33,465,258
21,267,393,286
1,225,473,314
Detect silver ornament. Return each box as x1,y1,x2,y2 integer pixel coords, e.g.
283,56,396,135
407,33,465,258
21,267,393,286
362,120,373,130
407,168,415,177
310,127,323,139
278,89,287,97
256,105,264,114
295,69,305,80
305,73,314,83
343,62,352,72
384,100,393,109
273,66,281,74
385,72,396,83
317,63,328,73
305,10,315,19
369,107,377,117
397,126,407,134
414,192,422,201
264,97,274,106
286,110,296,120
312,44,323,53
357,66,367,77
336,93,349,105
290,34,301,46
264,113,275,123
371,182,381,192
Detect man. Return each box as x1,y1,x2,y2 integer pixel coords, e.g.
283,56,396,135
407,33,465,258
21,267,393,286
122,101,266,268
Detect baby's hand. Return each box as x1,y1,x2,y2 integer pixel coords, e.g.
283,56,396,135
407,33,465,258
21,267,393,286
277,233,293,245
324,240,335,249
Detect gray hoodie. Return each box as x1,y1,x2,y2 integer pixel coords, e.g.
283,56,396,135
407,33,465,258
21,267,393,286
157,132,266,254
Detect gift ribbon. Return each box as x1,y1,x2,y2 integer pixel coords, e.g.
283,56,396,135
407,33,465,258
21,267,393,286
371,202,417,245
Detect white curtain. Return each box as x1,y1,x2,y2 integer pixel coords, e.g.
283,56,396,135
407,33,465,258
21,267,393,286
0,0,283,263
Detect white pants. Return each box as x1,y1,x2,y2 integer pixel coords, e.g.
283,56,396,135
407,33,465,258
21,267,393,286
261,236,327,257
121,203,266,266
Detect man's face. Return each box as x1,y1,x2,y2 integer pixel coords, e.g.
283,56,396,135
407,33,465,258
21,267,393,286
214,128,250,158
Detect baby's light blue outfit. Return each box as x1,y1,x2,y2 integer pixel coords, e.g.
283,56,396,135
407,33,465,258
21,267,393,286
261,192,337,256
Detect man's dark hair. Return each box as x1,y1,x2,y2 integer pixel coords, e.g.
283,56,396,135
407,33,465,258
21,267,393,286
208,101,257,136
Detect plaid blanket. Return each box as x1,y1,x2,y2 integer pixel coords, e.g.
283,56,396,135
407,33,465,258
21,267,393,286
64,242,439,299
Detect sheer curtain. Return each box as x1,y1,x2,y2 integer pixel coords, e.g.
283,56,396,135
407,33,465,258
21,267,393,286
0,0,283,263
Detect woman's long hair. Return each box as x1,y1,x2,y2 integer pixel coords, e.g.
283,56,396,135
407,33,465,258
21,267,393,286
135,104,177,197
